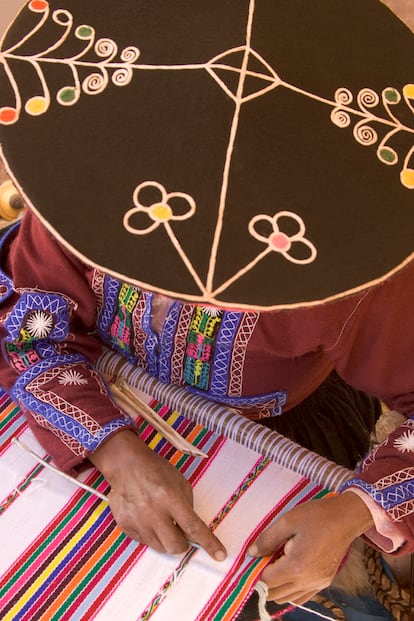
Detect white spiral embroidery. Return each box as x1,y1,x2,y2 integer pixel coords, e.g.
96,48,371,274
353,121,378,145
95,37,118,61
331,108,351,128
112,67,133,87
121,46,140,63
358,88,380,110
82,71,108,94
334,88,353,106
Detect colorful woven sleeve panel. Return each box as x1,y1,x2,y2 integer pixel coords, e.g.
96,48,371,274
0,388,327,621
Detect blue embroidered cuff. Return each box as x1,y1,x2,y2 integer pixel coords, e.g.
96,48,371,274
11,354,136,454
340,476,414,514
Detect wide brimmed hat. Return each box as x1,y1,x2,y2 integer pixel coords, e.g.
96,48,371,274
0,0,413,310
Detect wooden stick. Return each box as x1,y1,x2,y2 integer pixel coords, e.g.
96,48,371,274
110,380,208,459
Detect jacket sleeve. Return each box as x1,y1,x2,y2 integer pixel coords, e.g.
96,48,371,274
0,211,137,472
322,261,414,553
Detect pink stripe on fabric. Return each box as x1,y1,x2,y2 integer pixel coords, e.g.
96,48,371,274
197,478,314,620
1,472,107,604
20,511,115,621
85,542,148,621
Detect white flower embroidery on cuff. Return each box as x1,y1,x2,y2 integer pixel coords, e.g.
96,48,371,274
123,181,196,235
394,430,414,453
248,210,317,264
58,370,88,386
24,310,54,339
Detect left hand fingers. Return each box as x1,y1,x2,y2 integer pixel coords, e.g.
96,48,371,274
262,535,336,601
266,583,320,606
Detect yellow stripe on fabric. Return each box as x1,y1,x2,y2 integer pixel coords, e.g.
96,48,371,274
3,502,107,621
147,410,180,451
166,411,180,426
147,431,164,450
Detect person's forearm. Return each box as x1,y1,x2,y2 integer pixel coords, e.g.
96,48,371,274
89,429,150,484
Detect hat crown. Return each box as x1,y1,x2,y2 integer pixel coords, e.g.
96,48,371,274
1,0,414,309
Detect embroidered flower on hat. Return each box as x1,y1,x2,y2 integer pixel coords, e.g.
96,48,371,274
393,429,414,453
123,181,196,235
248,211,317,264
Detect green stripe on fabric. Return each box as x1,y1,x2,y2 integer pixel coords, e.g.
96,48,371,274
0,491,96,597
211,557,264,621
174,428,208,470
0,405,22,430
49,531,127,620
314,488,332,499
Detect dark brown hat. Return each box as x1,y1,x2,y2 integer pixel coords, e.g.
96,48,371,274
1,0,414,309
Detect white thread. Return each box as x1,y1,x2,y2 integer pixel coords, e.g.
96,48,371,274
255,580,272,621
13,473,47,497
12,437,108,502
96,349,353,491
290,602,337,620
325,290,370,351
255,580,338,621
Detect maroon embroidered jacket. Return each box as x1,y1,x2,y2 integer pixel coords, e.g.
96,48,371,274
0,211,413,551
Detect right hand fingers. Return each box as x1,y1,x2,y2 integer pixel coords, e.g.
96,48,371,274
109,490,226,561
173,505,227,561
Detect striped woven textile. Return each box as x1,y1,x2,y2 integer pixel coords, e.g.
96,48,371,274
0,386,329,621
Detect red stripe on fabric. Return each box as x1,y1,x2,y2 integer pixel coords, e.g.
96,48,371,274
198,478,315,620
20,511,115,621
83,542,148,620
47,525,134,621
180,436,225,485
0,401,27,456
0,470,104,590
1,496,106,614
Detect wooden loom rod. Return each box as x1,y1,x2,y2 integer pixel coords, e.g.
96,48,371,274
97,349,353,491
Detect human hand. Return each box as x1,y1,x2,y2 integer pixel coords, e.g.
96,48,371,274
248,492,374,604
90,430,227,560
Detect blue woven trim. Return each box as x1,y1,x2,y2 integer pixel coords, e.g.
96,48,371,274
188,385,287,413
0,269,14,304
97,276,120,335
17,386,133,451
341,477,414,511
141,293,159,377
158,300,182,383
209,311,242,396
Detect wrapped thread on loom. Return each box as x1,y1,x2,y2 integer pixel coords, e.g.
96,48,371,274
98,349,352,492
0,0,413,619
